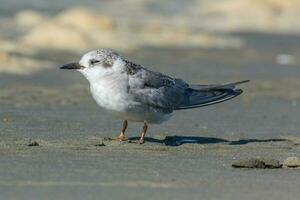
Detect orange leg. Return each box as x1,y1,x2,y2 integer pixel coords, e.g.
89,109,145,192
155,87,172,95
106,120,128,141
117,119,128,141
130,121,148,144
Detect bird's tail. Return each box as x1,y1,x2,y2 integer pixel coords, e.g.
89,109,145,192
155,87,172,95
175,80,249,110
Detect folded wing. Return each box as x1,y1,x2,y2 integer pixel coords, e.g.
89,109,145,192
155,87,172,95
175,80,249,110
127,61,249,112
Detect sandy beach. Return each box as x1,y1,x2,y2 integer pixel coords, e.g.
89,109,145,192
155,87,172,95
1,1,300,199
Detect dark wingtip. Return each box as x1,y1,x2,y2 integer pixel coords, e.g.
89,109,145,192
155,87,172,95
225,80,250,87
236,80,250,84
234,89,243,95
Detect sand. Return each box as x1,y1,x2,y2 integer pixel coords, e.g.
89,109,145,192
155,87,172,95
0,1,300,199
1,39,300,199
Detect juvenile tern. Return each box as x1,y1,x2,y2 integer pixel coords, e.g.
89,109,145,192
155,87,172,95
61,49,249,144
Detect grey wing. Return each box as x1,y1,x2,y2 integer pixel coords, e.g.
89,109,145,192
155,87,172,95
176,80,249,109
126,60,249,112
128,66,188,113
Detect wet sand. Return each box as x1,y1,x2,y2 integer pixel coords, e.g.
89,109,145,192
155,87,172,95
1,36,300,199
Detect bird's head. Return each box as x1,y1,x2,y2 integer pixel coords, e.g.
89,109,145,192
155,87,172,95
60,49,126,82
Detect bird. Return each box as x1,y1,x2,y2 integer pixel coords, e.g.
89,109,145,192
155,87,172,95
60,49,249,144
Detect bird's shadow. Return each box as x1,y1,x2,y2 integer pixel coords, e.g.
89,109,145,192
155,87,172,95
129,136,286,146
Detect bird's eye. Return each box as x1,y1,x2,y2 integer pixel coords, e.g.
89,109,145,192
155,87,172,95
90,60,100,65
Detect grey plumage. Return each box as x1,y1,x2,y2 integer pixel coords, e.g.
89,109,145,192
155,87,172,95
127,63,186,113
178,80,249,109
125,58,248,113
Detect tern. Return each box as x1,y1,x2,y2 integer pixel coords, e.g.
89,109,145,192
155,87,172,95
61,49,248,144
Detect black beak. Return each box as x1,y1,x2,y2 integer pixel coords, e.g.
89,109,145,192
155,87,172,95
60,62,84,70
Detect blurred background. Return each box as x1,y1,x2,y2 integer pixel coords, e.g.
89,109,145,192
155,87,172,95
1,0,300,71
1,0,300,140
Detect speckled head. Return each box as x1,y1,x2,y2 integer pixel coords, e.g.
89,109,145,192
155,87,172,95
60,49,127,82
80,49,120,68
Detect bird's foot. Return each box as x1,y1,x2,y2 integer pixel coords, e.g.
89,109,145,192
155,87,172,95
128,139,144,144
104,135,127,142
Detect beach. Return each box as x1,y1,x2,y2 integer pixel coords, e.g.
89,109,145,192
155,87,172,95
1,1,300,199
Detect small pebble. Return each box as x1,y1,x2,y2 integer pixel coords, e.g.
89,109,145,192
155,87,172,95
28,141,39,146
94,142,105,147
2,117,14,123
276,54,295,65
283,157,300,168
232,157,282,169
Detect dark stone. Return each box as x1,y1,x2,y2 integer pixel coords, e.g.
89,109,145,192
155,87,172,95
94,142,106,147
28,141,39,147
232,157,282,169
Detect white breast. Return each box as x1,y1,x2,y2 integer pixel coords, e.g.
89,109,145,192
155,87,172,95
89,76,172,123
90,74,133,112
88,72,173,124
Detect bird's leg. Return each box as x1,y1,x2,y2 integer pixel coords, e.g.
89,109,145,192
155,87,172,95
106,120,128,141
130,121,148,144
139,121,148,143
118,119,128,141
